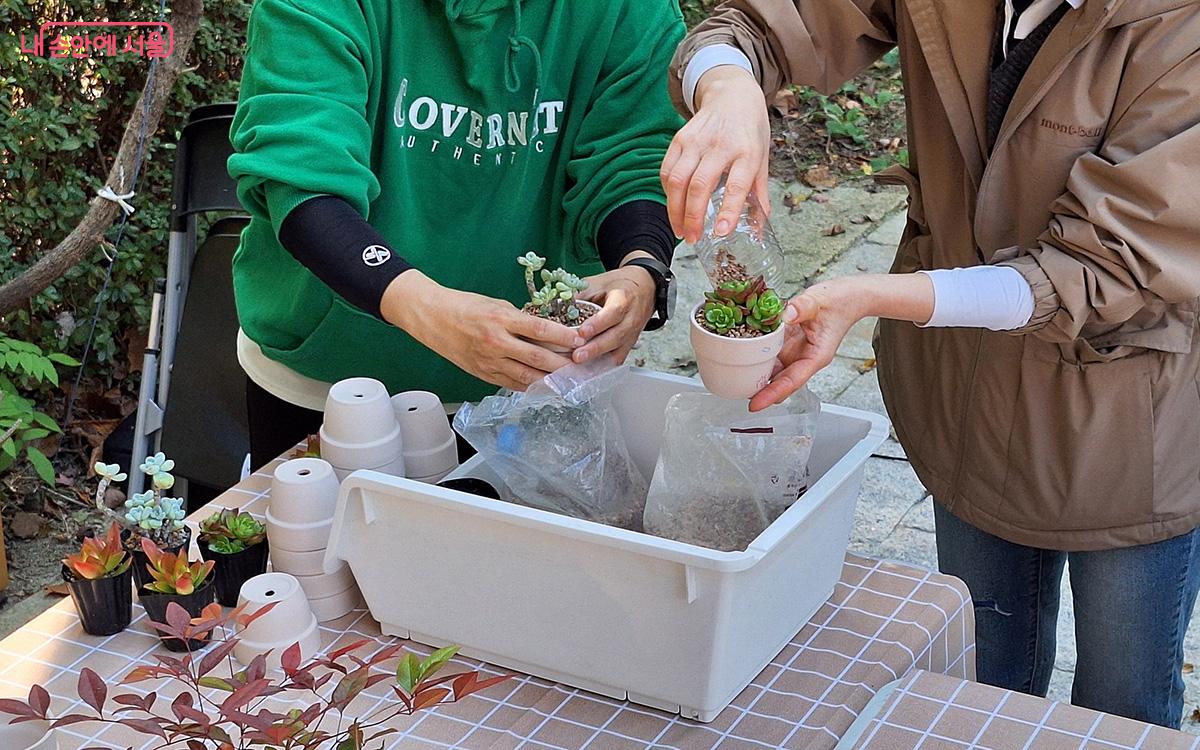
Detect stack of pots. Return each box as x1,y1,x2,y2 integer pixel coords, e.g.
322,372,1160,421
320,378,405,481
266,458,361,621
391,391,459,483
233,572,322,671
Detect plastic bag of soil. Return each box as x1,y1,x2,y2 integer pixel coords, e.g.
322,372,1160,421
643,389,821,551
452,360,648,531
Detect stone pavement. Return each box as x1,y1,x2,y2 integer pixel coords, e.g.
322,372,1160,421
632,181,1200,732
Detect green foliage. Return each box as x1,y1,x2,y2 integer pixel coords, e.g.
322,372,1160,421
701,275,783,336
199,507,266,554
678,0,721,27
0,1,253,385
0,333,78,483
519,254,588,322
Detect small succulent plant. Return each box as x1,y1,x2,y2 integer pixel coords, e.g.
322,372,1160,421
199,507,266,554
518,253,589,323
64,522,131,580
701,274,784,336
140,537,215,595
121,452,187,547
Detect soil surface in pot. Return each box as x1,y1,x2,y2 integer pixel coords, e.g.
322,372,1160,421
522,302,598,327
693,307,770,339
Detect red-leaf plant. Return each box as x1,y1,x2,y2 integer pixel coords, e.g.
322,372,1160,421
0,601,511,749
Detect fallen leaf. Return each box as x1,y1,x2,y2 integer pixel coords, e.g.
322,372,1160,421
782,192,808,215
771,87,799,118
104,487,126,510
822,224,846,237
851,214,876,225
803,165,838,190
1190,708,1200,723
12,512,44,539
811,193,830,204
857,358,878,373
1185,663,1194,675
44,582,70,597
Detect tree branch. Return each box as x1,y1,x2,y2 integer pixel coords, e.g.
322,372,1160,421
0,0,206,317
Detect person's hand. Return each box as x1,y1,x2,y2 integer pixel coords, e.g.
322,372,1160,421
749,279,867,412
573,265,657,365
749,274,936,411
661,65,771,245
381,270,584,391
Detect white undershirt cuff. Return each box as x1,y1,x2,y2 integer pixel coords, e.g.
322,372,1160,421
918,266,1035,331
682,44,754,114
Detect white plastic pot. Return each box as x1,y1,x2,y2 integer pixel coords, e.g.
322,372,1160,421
409,469,455,484
324,368,889,722
270,458,340,525
307,584,363,622
265,510,332,553
392,391,458,479
689,302,785,400
331,454,405,483
233,615,321,672
321,377,397,444
270,547,327,577
295,564,357,600
319,428,403,474
0,720,57,750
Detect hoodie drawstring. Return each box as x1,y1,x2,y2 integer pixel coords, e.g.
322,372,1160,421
504,0,542,95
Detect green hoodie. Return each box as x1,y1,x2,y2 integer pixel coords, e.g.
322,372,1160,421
228,0,685,403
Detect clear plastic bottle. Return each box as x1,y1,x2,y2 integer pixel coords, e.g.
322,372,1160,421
693,186,791,296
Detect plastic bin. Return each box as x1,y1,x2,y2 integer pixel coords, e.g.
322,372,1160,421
325,369,889,721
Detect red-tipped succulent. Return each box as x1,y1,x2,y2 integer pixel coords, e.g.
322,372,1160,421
63,522,131,580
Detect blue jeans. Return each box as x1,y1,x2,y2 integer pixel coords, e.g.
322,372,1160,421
934,502,1200,729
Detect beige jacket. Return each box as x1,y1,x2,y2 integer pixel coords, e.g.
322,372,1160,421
672,0,1200,550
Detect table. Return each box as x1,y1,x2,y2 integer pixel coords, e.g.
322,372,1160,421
838,671,1200,750
0,457,976,750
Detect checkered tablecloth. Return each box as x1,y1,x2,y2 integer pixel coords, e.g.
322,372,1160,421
839,671,1200,750
0,458,976,750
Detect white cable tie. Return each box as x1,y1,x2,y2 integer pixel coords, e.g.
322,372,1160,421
98,185,136,216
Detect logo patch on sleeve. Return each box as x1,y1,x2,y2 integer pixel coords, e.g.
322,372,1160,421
362,245,392,267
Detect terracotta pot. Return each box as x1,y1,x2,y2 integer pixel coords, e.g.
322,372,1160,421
391,391,459,479
234,572,321,670
265,510,332,553
200,538,270,608
125,527,193,595
269,458,340,525
537,300,601,355
139,577,217,652
62,564,133,636
295,563,356,600
0,719,58,750
689,301,785,400
321,377,397,444
269,546,327,577
308,584,363,622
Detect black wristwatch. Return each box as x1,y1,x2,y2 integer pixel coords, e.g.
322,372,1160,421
622,257,675,331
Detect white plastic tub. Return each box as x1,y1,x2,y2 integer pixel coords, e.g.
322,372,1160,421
325,369,889,722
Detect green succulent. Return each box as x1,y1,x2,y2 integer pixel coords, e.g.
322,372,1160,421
748,290,785,333
517,252,547,300
703,301,742,334
199,508,266,554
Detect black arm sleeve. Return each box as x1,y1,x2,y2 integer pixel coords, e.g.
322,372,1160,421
278,195,413,319
596,200,677,271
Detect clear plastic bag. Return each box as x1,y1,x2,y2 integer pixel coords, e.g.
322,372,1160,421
643,389,821,551
452,360,649,530
693,185,793,297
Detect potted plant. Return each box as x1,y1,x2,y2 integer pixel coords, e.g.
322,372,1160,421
121,452,190,592
689,249,787,399
137,538,216,651
61,521,133,636
518,252,599,353
198,507,270,607
0,601,511,749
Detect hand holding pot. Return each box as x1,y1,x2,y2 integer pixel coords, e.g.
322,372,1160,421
750,274,936,412
382,270,583,391
573,265,656,366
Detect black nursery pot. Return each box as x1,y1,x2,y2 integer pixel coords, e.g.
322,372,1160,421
62,564,133,636
124,527,193,595
200,538,270,607
139,578,217,652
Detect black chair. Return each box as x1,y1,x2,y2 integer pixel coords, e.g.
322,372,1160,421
126,103,250,504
